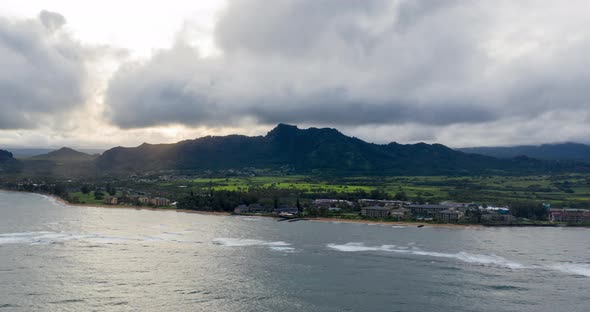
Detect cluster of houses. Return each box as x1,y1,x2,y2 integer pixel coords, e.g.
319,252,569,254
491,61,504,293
360,202,469,223
234,204,300,216
232,198,590,224
549,208,590,223
103,195,172,207
360,201,590,224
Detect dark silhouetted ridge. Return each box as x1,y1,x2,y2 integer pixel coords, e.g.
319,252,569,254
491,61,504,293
94,124,590,175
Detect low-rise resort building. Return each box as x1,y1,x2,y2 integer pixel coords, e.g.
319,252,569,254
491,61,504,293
408,204,449,217
361,206,391,218
433,209,463,223
103,196,118,205
550,208,590,223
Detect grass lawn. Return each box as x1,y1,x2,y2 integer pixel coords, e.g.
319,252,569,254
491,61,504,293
148,173,590,207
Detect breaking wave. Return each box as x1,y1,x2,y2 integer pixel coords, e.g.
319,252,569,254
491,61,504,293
0,231,138,245
326,243,525,269
550,263,590,277
211,238,290,247
326,243,399,252
269,246,296,253
0,231,201,245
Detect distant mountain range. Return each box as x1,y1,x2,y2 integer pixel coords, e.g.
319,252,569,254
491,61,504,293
95,124,590,176
3,125,590,177
458,143,590,161
7,148,104,158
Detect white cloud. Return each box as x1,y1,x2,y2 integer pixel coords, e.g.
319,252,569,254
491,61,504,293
4,1,590,148
0,11,90,129
103,0,590,149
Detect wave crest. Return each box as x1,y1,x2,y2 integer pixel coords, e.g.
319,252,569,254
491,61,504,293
327,242,525,269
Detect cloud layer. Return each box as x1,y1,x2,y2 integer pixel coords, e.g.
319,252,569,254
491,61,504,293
104,0,590,140
0,10,89,129
3,2,590,147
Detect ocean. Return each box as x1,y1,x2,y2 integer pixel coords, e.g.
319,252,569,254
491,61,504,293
0,191,588,311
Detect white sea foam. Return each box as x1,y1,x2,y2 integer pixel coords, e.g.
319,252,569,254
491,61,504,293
269,246,296,253
0,231,140,245
212,238,290,247
327,243,398,252
38,194,61,206
327,242,525,269
0,231,53,244
241,217,262,221
412,251,526,269
550,263,590,277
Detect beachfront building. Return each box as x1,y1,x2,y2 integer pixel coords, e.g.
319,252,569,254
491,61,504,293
361,206,391,218
273,207,299,215
359,199,409,208
549,208,590,223
484,206,510,215
433,210,463,223
138,197,150,205
389,208,411,220
150,197,171,207
408,204,449,217
312,199,353,208
103,196,118,205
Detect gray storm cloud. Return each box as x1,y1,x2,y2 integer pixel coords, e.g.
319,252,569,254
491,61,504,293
0,10,88,129
39,10,66,31
98,0,590,142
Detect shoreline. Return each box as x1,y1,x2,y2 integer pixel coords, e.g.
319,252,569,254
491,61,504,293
0,190,233,216
48,194,233,216
2,189,584,228
37,192,476,228
308,217,482,228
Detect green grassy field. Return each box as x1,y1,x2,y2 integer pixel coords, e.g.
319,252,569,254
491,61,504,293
158,174,590,207
69,191,123,205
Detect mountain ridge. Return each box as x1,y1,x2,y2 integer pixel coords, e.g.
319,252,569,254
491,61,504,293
0,149,21,173
458,142,590,161
95,124,590,176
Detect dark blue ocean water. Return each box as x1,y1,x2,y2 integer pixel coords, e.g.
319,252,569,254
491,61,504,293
0,190,589,312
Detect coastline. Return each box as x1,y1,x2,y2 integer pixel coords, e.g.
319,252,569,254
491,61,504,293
48,194,233,216
0,190,232,217
2,189,577,228
308,217,482,228
34,191,476,228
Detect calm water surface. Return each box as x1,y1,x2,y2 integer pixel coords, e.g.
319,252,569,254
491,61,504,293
0,191,589,311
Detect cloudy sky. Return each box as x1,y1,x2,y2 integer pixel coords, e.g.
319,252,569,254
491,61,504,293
1,0,590,149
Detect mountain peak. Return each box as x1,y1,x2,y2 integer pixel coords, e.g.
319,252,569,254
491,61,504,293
266,123,300,138
56,147,76,153
0,149,14,162
272,123,299,131
32,147,95,161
